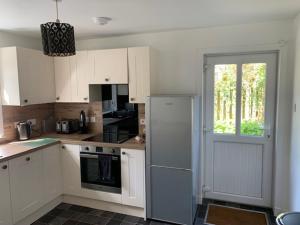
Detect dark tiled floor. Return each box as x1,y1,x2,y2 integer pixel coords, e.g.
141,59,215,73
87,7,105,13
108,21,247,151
31,199,277,225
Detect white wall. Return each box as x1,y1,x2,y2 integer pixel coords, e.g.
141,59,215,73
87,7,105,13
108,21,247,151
78,20,294,213
0,31,41,49
289,14,300,211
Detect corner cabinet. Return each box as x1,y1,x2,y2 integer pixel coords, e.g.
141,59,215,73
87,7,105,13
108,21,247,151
0,47,56,106
9,151,44,223
121,148,145,208
128,47,155,103
91,48,128,84
42,145,63,204
54,51,93,102
61,144,82,196
0,161,12,225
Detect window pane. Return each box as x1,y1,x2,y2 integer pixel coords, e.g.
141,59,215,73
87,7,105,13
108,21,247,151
241,63,266,136
214,64,237,134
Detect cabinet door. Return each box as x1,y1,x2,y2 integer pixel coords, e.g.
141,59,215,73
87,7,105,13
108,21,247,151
42,145,63,203
54,57,72,102
61,144,81,196
0,161,12,225
70,51,93,102
121,148,145,208
9,151,44,223
128,47,150,103
92,48,128,84
18,48,56,105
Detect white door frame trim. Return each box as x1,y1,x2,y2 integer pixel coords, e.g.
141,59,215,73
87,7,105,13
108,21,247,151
197,41,290,215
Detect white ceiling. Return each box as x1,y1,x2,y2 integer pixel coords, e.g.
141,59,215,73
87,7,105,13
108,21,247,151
0,0,300,40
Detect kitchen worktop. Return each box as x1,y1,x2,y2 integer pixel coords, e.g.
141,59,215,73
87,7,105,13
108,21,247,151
0,132,145,163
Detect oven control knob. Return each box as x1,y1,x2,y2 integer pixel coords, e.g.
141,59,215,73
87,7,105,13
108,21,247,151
85,147,89,151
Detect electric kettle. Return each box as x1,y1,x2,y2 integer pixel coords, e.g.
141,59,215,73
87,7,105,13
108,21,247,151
16,121,32,141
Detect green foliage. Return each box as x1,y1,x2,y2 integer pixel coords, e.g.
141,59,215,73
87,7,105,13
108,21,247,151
214,120,263,136
241,120,263,136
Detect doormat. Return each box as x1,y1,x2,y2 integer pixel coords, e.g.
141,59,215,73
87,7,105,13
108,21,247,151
204,204,269,225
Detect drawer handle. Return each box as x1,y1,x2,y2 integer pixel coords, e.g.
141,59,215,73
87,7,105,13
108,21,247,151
26,157,31,161
2,165,8,170
105,78,110,82
24,99,28,103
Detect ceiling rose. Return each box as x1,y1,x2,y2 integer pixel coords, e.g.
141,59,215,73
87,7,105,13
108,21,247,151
40,0,76,56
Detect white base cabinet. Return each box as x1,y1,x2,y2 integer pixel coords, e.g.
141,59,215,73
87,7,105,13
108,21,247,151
9,151,44,223
42,145,63,204
61,144,82,196
121,148,145,208
0,161,12,225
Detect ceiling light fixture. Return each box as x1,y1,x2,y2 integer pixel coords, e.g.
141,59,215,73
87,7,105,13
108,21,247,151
93,17,112,26
40,0,76,56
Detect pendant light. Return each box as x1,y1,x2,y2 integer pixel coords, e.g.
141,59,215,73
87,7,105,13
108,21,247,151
40,0,76,56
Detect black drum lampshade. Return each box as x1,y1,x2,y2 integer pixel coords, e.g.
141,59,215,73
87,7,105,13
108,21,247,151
41,22,76,56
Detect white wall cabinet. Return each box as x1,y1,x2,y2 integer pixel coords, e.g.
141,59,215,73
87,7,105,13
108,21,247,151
61,144,82,196
9,151,44,223
91,48,128,84
0,47,56,106
0,161,12,225
54,57,72,102
121,148,145,208
128,47,155,103
42,144,63,204
54,51,93,102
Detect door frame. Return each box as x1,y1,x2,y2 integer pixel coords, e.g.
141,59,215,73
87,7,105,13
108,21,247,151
198,42,290,215
203,52,278,207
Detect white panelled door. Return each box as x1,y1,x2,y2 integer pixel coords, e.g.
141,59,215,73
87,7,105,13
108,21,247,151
204,52,277,207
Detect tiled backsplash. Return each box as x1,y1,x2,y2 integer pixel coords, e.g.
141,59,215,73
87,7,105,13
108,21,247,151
2,103,54,142
54,102,102,134
1,102,145,142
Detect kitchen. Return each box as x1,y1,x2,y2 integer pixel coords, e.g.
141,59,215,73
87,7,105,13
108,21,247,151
0,1,300,225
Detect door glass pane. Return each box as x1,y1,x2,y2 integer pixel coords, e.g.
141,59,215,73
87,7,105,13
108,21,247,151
241,63,266,136
214,64,237,134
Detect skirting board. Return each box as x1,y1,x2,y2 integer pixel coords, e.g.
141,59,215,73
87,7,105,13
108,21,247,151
63,195,145,218
15,196,63,225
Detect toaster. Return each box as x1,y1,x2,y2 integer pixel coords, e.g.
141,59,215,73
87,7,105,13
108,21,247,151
56,119,79,134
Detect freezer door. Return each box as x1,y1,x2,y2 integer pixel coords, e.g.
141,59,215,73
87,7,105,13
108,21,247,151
149,96,192,169
148,166,193,225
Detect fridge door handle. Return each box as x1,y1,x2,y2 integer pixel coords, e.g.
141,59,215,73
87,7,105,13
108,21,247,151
151,165,192,171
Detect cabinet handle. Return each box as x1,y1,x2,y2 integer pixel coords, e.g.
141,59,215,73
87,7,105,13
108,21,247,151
84,97,88,101
26,157,31,161
61,146,65,149
105,78,110,82
2,165,7,170
56,97,60,101
24,99,28,103
122,152,126,155
130,98,135,101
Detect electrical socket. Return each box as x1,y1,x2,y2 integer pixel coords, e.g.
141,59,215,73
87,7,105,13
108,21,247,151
90,116,96,123
27,119,36,126
140,118,145,125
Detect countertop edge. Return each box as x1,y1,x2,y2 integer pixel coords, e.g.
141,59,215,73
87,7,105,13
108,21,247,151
0,136,145,163
0,141,61,163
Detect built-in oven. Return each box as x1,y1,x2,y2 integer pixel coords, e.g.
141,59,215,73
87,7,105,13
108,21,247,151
80,145,121,194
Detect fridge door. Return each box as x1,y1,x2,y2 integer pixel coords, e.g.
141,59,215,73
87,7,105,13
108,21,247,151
148,96,192,169
148,166,192,225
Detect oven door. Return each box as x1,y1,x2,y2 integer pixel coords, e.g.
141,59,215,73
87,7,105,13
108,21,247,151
80,153,121,193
